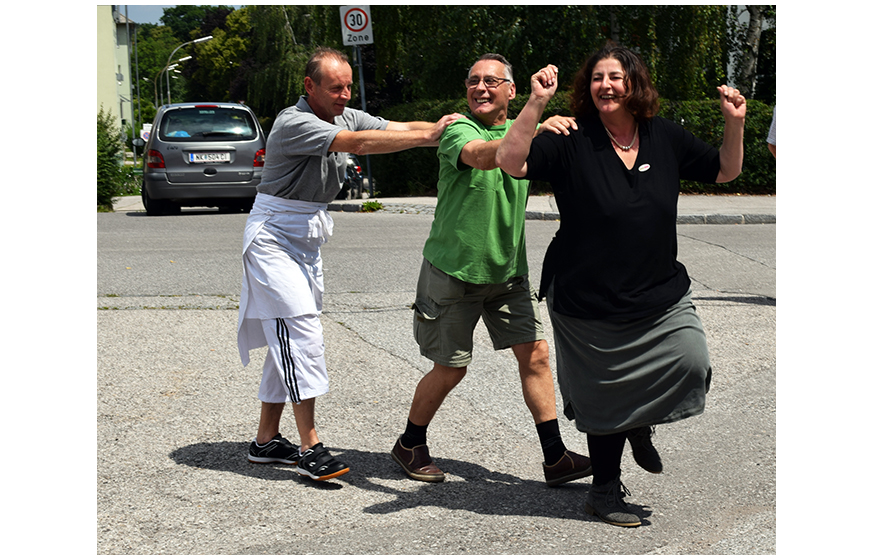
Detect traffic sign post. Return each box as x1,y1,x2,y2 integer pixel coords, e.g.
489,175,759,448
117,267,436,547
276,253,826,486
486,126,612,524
340,6,375,197
340,5,373,46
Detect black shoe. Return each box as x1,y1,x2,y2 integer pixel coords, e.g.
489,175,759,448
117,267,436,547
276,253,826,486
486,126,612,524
248,433,301,465
296,443,350,481
584,477,642,527
627,426,663,473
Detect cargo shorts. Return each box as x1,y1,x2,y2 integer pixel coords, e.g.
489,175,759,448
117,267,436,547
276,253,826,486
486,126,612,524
412,259,545,368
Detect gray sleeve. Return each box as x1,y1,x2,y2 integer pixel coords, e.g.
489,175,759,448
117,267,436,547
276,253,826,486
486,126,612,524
337,107,389,135
277,111,343,159
767,106,776,145
257,105,390,201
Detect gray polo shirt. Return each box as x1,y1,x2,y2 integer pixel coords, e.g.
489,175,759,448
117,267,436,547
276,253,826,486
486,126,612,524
258,96,389,202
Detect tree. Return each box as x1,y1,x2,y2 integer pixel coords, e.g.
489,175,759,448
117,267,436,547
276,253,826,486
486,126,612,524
131,6,242,110
237,5,773,123
730,5,776,99
184,7,253,102
245,5,344,124
134,24,181,108
160,5,229,41
617,5,729,101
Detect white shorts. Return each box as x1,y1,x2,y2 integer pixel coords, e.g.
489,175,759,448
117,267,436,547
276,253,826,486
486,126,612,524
237,194,333,366
258,314,328,404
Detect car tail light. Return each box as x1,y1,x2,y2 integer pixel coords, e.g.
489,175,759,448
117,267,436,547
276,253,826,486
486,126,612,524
354,165,361,173
253,148,265,167
146,149,165,169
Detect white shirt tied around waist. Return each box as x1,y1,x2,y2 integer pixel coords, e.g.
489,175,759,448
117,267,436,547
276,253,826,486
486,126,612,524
238,193,334,365
242,193,334,253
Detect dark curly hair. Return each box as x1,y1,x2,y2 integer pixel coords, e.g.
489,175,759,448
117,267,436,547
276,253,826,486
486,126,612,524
569,41,660,121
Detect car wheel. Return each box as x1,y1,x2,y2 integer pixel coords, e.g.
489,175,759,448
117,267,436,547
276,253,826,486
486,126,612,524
142,186,179,216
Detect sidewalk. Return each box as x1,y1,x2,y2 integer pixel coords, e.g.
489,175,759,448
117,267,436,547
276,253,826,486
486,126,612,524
113,193,775,224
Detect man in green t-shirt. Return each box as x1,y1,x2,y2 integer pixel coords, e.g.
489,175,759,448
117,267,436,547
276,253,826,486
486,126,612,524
391,54,592,487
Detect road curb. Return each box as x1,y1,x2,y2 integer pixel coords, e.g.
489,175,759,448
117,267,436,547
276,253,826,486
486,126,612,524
676,214,776,225
326,202,776,224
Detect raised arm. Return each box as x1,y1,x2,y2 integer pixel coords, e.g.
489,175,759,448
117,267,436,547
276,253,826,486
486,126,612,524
329,113,463,155
715,85,746,183
459,114,576,171
495,65,559,177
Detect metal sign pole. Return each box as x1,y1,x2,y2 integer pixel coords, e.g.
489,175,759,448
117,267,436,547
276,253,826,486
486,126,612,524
342,6,375,198
355,45,374,197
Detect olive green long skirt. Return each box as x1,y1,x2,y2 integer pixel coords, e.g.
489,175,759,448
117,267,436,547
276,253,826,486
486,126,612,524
547,287,711,436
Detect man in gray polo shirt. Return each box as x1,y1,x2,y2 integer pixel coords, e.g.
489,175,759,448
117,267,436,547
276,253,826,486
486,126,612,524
239,47,461,481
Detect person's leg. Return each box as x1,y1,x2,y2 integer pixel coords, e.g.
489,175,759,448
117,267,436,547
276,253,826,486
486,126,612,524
292,396,350,481
256,402,286,444
406,364,467,430
587,432,626,485
394,260,477,482
584,431,640,527
248,401,301,465
512,339,557,424
291,398,318,452
515,340,593,485
485,279,591,484
251,315,348,480
392,364,466,483
408,261,476,433
249,339,303,465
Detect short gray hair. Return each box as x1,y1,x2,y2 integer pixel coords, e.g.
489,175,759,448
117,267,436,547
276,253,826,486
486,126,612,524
470,53,513,83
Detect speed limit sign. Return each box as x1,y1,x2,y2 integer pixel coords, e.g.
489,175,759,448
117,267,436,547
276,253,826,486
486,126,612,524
340,5,373,46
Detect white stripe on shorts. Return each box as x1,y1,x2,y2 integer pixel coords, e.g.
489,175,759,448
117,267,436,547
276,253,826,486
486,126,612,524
259,315,328,404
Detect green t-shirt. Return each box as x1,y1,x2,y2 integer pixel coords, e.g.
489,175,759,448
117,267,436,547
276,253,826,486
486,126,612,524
422,114,530,284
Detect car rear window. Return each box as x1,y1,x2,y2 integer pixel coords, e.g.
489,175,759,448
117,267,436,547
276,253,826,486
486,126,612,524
159,107,258,142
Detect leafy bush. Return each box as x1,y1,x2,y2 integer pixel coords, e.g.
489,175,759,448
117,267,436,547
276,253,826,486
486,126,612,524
97,107,124,211
659,99,774,194
371,96,775,196
119,165,142,197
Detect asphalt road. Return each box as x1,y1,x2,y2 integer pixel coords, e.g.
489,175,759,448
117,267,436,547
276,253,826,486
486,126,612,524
97,209,776,554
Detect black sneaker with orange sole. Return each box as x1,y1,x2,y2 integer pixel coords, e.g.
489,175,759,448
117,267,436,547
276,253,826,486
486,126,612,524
296,443,350,481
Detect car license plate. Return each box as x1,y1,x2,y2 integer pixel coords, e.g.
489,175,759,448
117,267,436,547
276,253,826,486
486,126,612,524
189,152,230,163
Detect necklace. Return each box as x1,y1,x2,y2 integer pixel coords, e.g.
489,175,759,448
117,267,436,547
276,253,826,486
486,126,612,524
604,123,638,151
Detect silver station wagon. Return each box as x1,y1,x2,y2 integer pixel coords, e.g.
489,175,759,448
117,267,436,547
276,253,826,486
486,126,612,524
141,102,265,215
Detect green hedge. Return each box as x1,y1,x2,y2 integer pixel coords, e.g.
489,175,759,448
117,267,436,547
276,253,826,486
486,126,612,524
369,96,774,196
97,107,125,211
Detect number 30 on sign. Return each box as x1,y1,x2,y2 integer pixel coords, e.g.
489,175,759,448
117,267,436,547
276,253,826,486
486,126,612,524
340,5,373,46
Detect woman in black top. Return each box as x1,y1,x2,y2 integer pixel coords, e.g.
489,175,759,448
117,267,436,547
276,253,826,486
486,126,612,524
496,42,746,527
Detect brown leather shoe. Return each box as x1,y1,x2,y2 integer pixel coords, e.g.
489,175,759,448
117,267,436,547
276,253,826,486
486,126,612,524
390,438,445,482
543,450,592,487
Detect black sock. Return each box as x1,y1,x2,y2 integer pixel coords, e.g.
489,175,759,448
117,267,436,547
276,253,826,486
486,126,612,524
401,419,428,448
536,419,567,465
587,431,627,485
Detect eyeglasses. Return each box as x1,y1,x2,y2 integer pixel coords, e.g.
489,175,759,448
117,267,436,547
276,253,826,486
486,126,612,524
465,76,512,89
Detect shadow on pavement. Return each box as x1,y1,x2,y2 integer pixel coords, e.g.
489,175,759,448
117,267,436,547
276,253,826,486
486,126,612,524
694,295,776,306
168,441,653,525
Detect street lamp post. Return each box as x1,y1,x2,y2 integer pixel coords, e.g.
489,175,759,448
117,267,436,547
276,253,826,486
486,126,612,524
154,57,191,107
165,35,212,104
